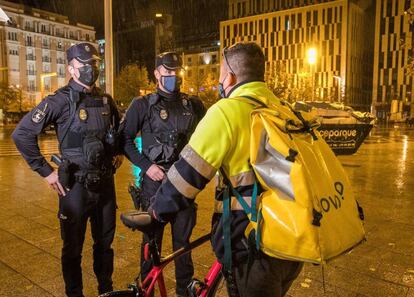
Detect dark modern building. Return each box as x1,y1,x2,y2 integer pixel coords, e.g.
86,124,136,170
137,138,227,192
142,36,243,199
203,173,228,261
172,0,228,52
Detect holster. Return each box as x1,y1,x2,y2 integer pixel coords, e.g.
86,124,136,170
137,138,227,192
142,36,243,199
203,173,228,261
58,160,76,189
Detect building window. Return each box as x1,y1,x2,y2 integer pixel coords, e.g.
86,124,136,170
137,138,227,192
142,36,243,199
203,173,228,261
8,32,17,41
328,8,333,23
29,80,36,92
285,18,291,31
26,36,33,46
313,11,318,26
187,70,192,78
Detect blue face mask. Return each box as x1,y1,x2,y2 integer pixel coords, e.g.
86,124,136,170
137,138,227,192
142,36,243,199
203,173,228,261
161,75,182,93
218,82,226,98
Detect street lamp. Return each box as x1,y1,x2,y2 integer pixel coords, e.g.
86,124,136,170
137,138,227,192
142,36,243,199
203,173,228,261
40,72,57,100
333,75,342,103
307,48,317,101
307,48,317,65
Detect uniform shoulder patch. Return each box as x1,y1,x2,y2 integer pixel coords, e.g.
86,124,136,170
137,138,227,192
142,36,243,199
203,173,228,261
31,103,48,123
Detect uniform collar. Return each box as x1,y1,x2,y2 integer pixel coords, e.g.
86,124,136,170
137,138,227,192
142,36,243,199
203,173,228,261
157,87,180,101
68,79,95,94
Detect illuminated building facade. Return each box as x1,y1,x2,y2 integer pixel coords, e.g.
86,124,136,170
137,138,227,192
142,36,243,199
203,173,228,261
0,0,97,104
372,0,414,120
221,0,375,110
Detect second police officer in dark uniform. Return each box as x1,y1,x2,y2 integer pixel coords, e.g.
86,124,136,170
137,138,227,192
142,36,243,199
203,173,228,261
12,43,120,297
120,52,205,296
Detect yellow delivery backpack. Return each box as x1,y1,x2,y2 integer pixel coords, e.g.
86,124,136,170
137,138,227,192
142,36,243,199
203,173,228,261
221,96,365,268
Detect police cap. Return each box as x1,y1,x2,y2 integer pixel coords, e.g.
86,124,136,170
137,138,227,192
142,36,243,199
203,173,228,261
66,42,101,63
155,52,183,70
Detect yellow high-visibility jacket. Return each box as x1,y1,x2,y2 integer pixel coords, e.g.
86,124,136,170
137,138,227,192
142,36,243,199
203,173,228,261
150,81,280,262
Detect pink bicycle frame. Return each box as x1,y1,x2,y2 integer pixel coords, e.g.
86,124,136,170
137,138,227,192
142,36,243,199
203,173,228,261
199,259,223,297
141,263,168,297
141,259,223,297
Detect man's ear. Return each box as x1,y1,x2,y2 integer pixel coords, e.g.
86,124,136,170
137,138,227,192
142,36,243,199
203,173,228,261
154,69,160,80
228,72,237,86
67,64,74,76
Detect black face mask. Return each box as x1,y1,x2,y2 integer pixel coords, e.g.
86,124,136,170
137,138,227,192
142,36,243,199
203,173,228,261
77,64,99,86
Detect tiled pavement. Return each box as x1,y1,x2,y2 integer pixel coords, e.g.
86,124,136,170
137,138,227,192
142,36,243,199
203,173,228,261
0,126,413,296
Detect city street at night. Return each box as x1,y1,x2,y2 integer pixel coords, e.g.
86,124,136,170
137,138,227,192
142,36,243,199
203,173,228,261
0,125,413,297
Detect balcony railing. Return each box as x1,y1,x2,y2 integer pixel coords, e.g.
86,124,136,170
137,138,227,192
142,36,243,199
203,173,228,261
42,44,50,49
25,26,36,32
26,55,36,61
25,42,34,47
27,87,37,92
42,57,51,63
27,70,36,75
57,46,65,51
58,73,66,78
57,58,65,64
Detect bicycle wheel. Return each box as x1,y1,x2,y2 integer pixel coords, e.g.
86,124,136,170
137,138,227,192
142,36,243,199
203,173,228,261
99,289,136,297
206,270,227,297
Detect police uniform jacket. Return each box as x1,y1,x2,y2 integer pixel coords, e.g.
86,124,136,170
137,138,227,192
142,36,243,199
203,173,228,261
12,79,120,177
121,88,205,172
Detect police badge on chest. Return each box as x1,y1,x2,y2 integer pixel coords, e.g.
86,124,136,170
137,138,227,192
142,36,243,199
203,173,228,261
159,109,168,120
79,108,88,122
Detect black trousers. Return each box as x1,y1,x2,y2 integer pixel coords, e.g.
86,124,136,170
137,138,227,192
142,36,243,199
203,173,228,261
58,177,116,297
140,175,196,296
225,252,303,297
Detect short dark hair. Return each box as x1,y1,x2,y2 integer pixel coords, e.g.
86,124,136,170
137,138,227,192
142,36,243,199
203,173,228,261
224,42,265,82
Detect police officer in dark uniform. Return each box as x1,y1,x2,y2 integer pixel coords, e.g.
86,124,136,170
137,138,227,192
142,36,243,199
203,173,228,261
120,52,205,296
12,43,120,297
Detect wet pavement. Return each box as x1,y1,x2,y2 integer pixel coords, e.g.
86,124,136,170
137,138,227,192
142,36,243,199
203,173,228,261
0,125,413,297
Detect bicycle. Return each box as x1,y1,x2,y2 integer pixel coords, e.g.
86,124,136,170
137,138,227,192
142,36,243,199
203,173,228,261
100,211,227,297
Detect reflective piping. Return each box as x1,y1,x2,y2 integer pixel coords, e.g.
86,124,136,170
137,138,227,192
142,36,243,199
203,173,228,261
214,196,253,213
180,145,217,180
229,170,256,187
167,165,199,199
